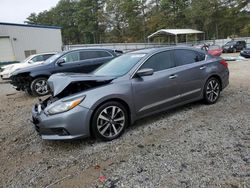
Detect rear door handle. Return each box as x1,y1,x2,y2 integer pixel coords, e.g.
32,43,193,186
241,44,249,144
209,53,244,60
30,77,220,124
169,74,178,79
200,66,206,70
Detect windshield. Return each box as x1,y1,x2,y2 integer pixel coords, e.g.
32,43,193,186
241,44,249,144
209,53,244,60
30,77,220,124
44,52,63,64
93,53,146,76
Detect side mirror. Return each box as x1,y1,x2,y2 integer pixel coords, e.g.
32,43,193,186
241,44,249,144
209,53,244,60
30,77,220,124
57,59,65,66
28,60,34,64
136,68,154,77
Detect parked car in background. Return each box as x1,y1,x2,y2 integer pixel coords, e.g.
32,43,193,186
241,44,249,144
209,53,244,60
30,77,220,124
0,52,56,80
194,44,222,57
240,47,250,58
32,47,229,141
207,45,223,56
10,48,121,96
222,40,246,53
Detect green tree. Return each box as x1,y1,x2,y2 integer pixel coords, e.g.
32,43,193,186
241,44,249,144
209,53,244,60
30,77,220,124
75,0,106,43
25,0,250,43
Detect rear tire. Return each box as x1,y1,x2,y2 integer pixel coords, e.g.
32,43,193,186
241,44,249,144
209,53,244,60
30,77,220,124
203,77,221,104
91,101,128,141
30,77,50,96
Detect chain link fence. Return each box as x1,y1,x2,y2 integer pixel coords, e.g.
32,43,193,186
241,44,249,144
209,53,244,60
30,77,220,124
65,37,250,52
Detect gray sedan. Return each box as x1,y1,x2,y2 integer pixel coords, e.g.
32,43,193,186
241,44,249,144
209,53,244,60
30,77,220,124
32,46,229,141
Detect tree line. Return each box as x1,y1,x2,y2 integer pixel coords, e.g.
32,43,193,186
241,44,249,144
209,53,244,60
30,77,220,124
25,0,250,44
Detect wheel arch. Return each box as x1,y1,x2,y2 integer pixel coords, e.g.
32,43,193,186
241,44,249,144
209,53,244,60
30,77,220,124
29,71,51,80
207,74,222,91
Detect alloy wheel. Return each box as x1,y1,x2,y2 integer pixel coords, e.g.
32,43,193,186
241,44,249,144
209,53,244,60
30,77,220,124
97,106,125,138
34,80,49,95
206,79,220,103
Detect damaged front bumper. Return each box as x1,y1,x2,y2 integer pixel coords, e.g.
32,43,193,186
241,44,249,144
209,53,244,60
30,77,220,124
10,75,31,91
32,101,93,140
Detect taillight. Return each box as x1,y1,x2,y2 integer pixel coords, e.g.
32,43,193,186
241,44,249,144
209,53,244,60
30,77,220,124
220,59,228,68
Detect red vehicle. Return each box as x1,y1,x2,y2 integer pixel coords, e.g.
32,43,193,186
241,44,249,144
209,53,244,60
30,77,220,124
194,44,223,57
207,45,223,56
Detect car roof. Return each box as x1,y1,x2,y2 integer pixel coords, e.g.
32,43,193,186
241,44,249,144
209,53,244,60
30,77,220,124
128,46,205,54
64,48,117,53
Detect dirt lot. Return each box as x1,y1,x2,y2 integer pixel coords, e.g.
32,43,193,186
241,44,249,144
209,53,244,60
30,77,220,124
0,54,250,188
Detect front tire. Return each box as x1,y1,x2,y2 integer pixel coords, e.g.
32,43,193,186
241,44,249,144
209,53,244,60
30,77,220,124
92,101,128,141
204,77,221,104
25,88,33,96
30,77,50,96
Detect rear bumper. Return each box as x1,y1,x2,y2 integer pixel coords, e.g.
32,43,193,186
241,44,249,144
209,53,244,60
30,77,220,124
32,104,93,140
221,69,229,90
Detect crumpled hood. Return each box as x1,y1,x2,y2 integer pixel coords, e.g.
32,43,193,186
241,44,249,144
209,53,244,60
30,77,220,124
48,73,116,96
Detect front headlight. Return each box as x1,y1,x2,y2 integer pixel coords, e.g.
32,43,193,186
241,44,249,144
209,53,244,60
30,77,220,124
46,96,85,115
231,45,233,48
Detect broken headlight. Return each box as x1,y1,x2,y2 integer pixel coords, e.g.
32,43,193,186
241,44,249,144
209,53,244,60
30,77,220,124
46,96,85,115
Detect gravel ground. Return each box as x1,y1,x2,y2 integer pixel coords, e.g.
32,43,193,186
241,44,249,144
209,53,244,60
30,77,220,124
0,53,250,188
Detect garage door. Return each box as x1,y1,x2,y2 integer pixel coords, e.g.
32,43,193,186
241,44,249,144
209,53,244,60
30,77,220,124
0,37,15,62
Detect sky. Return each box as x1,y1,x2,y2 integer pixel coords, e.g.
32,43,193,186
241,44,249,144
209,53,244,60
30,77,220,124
0,0,60,24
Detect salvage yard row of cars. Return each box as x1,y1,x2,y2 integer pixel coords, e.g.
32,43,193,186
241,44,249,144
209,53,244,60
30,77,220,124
0,45,231,141
0,52,56,80
10,49,122,96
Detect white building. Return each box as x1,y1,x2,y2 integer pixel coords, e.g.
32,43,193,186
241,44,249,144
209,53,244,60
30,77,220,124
0,22,62,62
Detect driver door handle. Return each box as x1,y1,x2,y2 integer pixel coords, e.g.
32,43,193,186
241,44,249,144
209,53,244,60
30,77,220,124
200,66,206,70
169,74,178,79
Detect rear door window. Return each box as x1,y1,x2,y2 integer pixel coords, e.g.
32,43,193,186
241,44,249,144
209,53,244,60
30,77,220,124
140,50,175,72
174,50,204,66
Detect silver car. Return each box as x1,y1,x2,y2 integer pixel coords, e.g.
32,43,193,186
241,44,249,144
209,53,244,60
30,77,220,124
32,47,229,141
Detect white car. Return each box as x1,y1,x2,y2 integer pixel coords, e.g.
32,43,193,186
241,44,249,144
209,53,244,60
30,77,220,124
0,52,56,80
